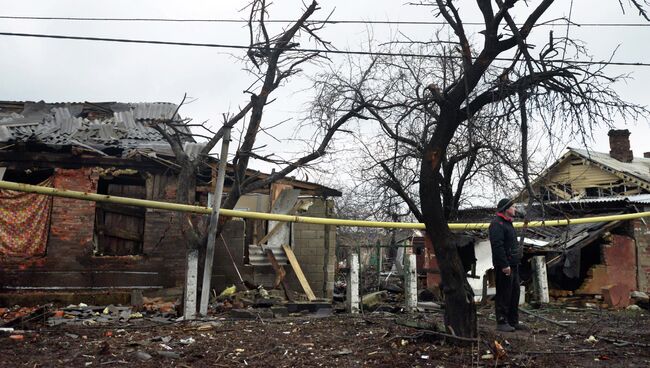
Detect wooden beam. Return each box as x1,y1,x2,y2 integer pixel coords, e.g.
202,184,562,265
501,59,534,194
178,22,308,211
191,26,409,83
96,225,143,242
282,244,316,301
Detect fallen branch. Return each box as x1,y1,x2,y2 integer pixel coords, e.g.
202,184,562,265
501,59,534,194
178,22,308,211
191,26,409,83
596,335,650,348
420,330,480,344
518,307,570,328
523,349,599,355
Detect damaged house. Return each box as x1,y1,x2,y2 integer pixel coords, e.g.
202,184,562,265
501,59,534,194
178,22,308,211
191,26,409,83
0,101,339,305
515,129,650,306
457,129,650,307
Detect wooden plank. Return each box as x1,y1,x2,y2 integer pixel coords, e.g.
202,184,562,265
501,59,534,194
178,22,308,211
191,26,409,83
97,225,143,242
96,202,146,217
282,244,316,301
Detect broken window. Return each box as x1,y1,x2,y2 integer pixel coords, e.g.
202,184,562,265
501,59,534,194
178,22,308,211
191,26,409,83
0,168,54,257
94,175,146,256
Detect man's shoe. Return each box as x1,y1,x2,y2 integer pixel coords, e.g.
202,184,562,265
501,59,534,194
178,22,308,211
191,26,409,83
496,323,515,332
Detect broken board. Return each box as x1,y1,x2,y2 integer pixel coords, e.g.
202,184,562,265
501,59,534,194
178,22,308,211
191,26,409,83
282,243,316,301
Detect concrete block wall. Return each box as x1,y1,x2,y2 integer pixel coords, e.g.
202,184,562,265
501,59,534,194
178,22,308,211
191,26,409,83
209,219,247,293
290,199,336,298
634,218,650,293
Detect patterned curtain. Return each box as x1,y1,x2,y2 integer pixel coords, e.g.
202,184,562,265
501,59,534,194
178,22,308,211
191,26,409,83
0,177,53,256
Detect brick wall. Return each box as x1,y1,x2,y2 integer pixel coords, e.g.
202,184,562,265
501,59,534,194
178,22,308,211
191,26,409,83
1,169,189,291
577,233,637,298
47,168,98,265
634,218,650,293
291,199,336,298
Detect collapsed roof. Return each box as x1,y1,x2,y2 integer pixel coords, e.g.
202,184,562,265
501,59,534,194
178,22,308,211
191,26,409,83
0,101,341,197
0,101,192,157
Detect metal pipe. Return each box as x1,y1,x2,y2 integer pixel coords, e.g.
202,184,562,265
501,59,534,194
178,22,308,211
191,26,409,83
1,180,650,229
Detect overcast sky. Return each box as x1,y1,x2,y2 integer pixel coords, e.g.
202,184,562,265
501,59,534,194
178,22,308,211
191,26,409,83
1,1,649,186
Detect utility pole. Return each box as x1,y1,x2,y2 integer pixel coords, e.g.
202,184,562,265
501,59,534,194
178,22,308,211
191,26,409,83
199,127,232,316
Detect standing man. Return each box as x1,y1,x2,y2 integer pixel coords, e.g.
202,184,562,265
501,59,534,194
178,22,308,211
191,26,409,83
489,198,524,332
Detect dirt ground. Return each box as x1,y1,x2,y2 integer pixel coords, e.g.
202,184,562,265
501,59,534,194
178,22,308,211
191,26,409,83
1,303,649,368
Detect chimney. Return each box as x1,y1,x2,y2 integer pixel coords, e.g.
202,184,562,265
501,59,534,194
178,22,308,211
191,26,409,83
608,129,633,162
644,152,650,158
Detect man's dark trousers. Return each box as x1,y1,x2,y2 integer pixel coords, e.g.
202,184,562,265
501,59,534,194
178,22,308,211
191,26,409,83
495,264,520,326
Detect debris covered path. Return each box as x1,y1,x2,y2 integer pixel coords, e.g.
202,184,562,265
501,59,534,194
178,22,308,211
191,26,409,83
1,305,649,367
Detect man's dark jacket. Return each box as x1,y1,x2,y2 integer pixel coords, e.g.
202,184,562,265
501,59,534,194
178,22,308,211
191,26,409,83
488,214,521,268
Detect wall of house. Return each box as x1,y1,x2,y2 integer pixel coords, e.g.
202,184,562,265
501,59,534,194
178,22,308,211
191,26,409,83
576,234,637,306
0,168,188,294
291,199,336,298
1,165,337,302
210,198,336,299
634,218,650,293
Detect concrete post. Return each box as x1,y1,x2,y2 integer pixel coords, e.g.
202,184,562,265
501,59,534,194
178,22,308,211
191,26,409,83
199,127,231,316
184,248,199,319
405,253,418,311
347,251,360,313
532,255,550,304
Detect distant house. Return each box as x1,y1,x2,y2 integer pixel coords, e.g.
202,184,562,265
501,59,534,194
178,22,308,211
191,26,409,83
520,129,650,201
0,101,340,303
513,129,650,305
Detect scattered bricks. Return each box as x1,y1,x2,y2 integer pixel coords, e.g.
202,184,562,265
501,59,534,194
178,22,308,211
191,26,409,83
602,284,631,308
270,306,289,318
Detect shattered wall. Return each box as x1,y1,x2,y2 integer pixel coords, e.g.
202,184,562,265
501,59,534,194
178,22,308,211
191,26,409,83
1,167,186,293
634,218,650,293
291,199,336,298
210,199,336,299
576,234,637,306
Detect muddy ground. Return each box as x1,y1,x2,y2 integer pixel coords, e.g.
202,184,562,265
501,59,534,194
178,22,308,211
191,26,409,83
1,304,649,367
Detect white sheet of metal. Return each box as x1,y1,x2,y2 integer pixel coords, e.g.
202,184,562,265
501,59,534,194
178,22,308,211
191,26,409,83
249,189,300,266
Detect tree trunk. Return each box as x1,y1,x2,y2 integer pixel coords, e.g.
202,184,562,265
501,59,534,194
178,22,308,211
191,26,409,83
419,113,477,339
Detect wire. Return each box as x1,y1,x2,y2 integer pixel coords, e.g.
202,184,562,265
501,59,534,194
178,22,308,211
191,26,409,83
561,0,575,63
2,15,650,28
1,31,650,67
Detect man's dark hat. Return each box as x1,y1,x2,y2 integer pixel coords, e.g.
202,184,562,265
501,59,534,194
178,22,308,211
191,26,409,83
496,198,512,212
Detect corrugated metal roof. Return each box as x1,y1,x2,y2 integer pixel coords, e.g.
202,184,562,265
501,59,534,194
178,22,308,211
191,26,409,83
546,193,650,205
571,148,650,184
0,101,190,156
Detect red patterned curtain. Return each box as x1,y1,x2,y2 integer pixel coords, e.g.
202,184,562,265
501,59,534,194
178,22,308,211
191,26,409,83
0,177,53,256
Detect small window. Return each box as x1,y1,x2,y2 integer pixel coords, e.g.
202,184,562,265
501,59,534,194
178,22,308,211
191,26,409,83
94,175,146,256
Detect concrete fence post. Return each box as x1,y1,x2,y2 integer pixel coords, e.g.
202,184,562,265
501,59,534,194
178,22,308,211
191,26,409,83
405,253,418,311
183,248,199,319
532,255,550,304
347,251,360,314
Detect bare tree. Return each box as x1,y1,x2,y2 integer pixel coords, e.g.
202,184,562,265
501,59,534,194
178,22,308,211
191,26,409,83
315,1,648,338
148,0,366,314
